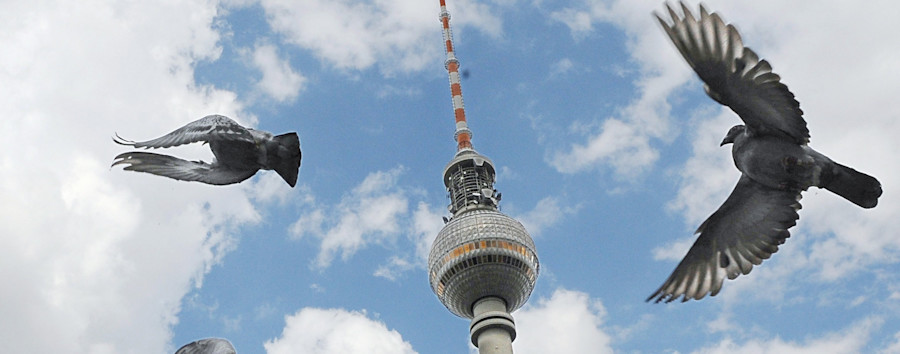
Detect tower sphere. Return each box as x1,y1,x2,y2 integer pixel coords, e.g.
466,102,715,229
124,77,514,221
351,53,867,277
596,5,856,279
428,150,539,319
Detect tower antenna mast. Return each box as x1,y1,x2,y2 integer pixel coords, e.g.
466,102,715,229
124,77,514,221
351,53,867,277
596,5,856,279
439,0,473,151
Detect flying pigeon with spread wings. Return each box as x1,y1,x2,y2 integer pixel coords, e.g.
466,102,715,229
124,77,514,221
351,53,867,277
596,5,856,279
647,2,882,303
113,115,301,187
175,338,236,354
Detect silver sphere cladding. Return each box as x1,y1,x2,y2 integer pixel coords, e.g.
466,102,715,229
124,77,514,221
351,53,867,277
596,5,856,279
428,208,539,318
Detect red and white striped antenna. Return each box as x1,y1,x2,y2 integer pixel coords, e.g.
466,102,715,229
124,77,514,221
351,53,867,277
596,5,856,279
439,0,473,151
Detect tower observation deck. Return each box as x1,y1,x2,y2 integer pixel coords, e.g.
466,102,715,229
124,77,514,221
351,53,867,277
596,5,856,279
427,1,539,352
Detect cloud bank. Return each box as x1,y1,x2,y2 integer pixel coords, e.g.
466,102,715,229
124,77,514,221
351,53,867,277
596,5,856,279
0,1,266,352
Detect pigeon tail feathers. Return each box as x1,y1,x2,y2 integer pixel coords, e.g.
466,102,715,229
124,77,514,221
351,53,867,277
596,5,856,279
821,162,882,208
270,132,301,187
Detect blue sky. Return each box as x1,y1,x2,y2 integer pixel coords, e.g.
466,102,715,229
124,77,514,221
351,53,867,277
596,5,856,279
2,0,899,353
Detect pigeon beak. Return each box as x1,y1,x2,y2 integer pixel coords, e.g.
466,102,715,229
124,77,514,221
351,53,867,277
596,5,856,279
720,135,735,146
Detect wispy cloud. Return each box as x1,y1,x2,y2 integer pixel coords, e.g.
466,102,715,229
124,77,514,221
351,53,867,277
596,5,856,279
548,58,575,78
373,256,415,281
289,167,410,268
550,8,595,40
514,196,580,237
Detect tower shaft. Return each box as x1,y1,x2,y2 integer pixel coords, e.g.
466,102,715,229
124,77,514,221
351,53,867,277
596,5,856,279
439,0,473,151
470,297,515,354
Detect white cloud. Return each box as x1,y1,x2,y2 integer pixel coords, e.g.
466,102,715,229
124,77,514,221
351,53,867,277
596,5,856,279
290,167,410,268
250,43,306,102
548,1,689,178
513,288,614,354
0,1,267,352
264,308,416,354
258,0,501,74
550,8,594,39
692,317,881,354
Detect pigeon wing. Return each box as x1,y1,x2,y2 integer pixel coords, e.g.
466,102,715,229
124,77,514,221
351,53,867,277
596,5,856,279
647,175,801,303
656,2,809,143
113,115,254,149
112,151,257,185
175,338,236,354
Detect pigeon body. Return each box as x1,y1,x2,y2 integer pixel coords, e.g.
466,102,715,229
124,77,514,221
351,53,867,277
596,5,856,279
647,3,882,303
113,115,301,187
175,338,236,354
727,126,880,208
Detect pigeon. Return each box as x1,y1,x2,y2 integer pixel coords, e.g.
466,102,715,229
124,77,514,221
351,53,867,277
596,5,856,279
647,2,882,303
113,115,301,187
175,338,236,354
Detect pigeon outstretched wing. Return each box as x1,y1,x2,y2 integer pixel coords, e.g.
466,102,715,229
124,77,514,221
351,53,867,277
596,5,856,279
175,338,236,354
647,175,801,303
655,2,809,144
112,151,257,185
114,115,255,149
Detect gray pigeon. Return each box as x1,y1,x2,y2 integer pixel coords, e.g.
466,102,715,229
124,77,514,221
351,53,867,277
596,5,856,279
175,337,236,354
647,2,882,303
113,115,301,187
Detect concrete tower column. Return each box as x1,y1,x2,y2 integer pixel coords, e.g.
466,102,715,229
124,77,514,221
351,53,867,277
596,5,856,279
470,297,515,354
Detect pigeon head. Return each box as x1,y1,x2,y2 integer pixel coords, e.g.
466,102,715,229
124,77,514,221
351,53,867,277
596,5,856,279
721,125,746,146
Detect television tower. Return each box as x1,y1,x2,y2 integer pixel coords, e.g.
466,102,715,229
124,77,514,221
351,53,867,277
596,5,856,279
427,1,539,353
